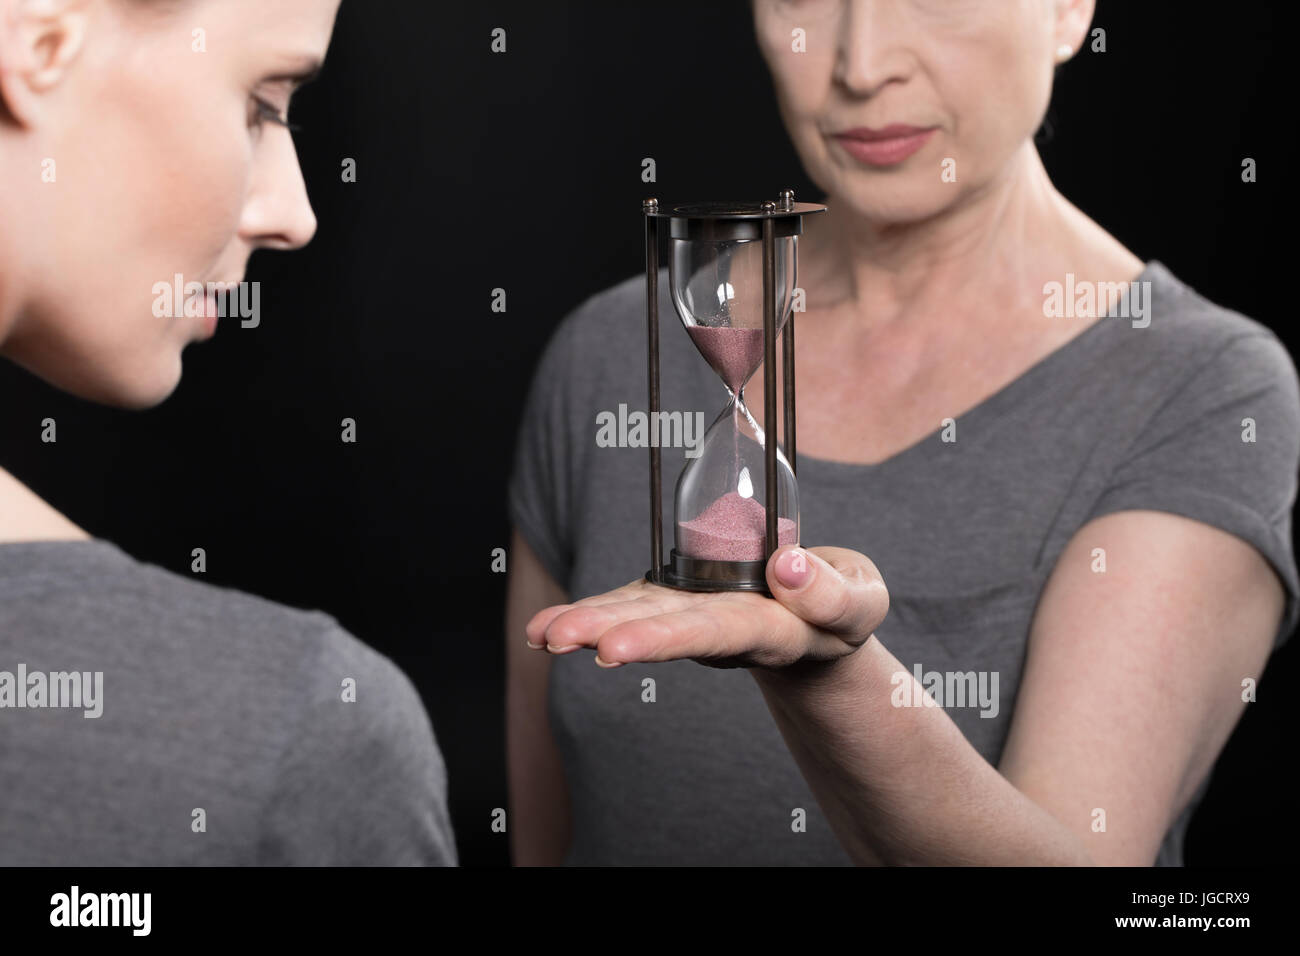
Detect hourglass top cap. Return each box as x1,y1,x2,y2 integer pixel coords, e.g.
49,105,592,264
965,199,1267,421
644,196,828,242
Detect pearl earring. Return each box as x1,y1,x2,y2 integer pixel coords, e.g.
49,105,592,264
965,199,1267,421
1056,44,1073,61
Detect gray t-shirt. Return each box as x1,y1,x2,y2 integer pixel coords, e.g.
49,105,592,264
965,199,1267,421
0,539,457,865
507,259,1300,866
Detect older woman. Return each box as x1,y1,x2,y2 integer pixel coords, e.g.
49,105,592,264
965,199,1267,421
0,0,454,865
505,0,1299,865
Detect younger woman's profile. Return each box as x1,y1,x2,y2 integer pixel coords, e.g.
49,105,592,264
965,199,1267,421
0,0,456,866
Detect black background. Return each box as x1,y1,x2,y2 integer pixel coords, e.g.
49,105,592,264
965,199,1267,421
0,0,1291,866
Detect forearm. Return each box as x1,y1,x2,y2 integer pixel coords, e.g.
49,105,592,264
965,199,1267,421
505,738,572,866
505,650,573,866
751,636,1093,866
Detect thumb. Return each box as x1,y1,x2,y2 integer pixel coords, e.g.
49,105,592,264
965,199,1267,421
767,545,889,643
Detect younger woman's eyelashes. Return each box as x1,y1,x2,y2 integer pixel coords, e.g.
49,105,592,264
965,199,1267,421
248,66,320,134
251,96,302,131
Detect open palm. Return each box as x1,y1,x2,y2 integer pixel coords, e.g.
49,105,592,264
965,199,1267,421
525,545,890,671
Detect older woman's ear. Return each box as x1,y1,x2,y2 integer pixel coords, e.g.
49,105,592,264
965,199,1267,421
0,0,91,128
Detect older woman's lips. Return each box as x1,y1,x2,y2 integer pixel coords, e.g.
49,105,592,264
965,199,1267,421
832,125,936,166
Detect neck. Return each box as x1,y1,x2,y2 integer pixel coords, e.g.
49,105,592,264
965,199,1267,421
0,147,25,351
800,143,1099,330
0,466,91,544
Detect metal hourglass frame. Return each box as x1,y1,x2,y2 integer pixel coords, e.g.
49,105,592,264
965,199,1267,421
642,191,827,595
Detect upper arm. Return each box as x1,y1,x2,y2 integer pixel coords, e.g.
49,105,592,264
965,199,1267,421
997,509,1284,865
261,623,458,865
505,526,572,865
502,293,611,862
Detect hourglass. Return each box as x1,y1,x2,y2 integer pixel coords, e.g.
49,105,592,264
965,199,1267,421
642,191,826,594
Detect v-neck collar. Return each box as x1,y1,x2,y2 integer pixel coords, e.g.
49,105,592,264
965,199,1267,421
793,260,1167,481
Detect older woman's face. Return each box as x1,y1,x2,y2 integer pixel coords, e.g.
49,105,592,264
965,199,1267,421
1,0,339,408
752,0,1089,223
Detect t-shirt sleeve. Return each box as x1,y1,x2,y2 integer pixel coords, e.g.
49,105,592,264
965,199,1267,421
506,305,586,595
1083,331,1300,651
259,619,458,865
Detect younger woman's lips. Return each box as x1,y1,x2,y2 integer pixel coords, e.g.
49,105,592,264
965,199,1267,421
198,293,219,338
832,128,936,167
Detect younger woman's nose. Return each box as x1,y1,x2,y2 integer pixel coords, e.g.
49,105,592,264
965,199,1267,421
240,130,317,251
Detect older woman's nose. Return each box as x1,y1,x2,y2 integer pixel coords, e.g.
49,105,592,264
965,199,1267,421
834,0,913,95
240,131,318,251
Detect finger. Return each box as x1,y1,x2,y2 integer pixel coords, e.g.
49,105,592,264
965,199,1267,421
524,578,678,647
594,594,798,667
532,584,716,651
766,546,889,644
524,603,577,648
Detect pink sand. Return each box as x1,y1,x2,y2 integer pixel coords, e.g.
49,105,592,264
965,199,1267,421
678,490,796,561
687,326,764,393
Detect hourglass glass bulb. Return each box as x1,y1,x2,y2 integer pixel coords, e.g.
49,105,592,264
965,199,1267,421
678,487,797,561
686,326,764,394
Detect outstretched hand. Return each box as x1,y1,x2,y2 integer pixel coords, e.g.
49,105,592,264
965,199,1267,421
525,546,890,671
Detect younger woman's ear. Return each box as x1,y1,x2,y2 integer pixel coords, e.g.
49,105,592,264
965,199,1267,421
0,0,92,128
1054,0,1096,57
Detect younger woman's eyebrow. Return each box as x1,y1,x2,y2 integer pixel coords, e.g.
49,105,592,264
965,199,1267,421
264,56,324,89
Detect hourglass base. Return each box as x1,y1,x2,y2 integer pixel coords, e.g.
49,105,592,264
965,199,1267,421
646,548,773,595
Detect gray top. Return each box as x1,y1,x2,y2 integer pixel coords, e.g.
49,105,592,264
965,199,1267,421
0,538,457,865
508,260,1300,866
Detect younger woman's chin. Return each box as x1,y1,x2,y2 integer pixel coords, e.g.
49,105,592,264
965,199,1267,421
35,354,186,410
109,362,185,410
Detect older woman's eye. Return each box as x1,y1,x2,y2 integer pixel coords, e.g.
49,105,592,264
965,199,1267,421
767,0,839,29
773,0,838,15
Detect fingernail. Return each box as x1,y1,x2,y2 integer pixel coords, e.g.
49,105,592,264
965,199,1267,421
594,653,623,668
525,638,545,649
547,644,580,654
774,547,810,589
